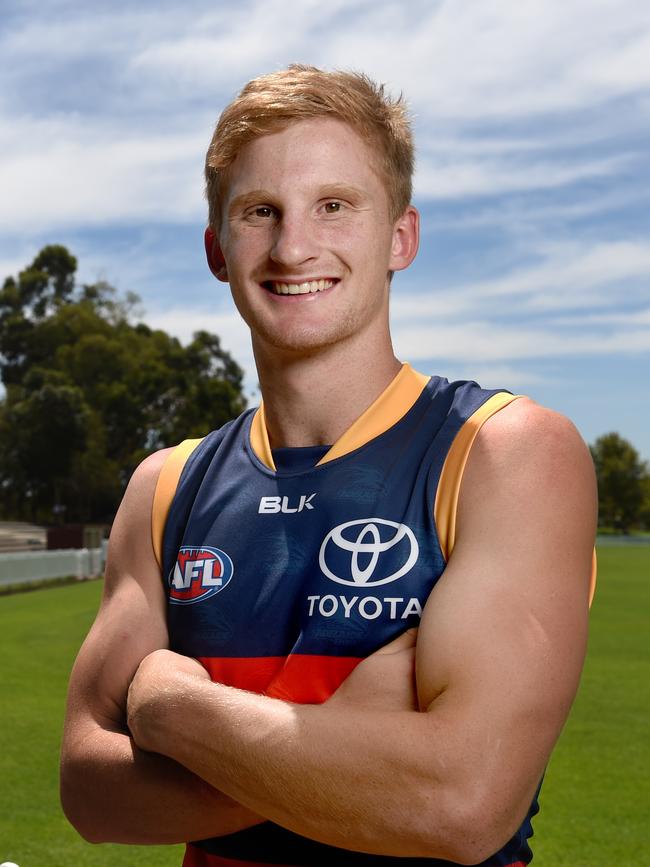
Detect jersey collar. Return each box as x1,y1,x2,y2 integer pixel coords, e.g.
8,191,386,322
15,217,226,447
249,363,430,472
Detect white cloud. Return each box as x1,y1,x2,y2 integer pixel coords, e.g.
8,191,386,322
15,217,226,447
128,0,355,90
2,0,649,231
415,154,628,200
389,237,650,371
390,241,650,330
393,320,650,364
553,308,650,327
0,115,206,231
399,240,650,314
574,27,650,91
495,240,650,312
318,0,650,119
4,1,650,120
420,186,650,235
417,363,550,391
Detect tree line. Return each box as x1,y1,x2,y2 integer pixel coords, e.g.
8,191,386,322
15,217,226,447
0,245,246,524
1,245,648,532
590,433,650,533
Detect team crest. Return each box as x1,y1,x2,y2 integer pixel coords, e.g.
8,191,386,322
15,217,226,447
168,545,234,605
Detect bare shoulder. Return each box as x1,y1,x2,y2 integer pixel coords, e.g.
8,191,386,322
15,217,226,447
449,396,598,615
471,396,594,475
64,447,177,727
110,446,175,532
121,446,175,504
461,397,597,526
104,446,176,596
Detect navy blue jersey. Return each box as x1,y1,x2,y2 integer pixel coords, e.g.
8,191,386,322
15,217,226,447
156,365,534,867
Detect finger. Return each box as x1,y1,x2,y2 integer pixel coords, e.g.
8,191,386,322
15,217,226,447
373,627,418,655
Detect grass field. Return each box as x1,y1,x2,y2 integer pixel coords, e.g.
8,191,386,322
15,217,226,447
1,546,648,866
533,545,650,865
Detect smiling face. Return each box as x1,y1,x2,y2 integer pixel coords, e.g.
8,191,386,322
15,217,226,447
206,118,419,357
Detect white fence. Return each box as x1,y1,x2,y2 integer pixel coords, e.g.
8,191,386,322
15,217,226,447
0,544,107,587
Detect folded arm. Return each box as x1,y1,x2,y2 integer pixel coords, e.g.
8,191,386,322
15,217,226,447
127,400,597,862
60,449,262,844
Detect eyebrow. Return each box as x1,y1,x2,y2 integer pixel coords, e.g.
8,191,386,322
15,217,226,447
227,184,370,218
227,190,277,218
316,183,369,202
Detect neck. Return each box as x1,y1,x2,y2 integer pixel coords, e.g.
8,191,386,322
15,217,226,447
253,332,402,449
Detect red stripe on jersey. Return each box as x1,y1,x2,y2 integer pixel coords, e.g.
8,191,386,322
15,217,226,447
198,656,286,693
266,654,362,703
197,655,363,703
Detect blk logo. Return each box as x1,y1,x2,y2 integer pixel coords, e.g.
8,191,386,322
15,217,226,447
168,546,234,605
259,494,316,514
319,519,419,587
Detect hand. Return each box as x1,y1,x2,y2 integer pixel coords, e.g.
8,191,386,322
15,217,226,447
328,628,418,712
127,649,210,752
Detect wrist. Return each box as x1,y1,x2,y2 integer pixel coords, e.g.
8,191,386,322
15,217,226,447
127,655,194,753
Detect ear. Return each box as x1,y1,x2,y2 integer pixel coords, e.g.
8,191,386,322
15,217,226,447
204,227,229,282
388,206,419,273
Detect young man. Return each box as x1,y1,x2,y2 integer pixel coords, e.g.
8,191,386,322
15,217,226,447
61,66,597,867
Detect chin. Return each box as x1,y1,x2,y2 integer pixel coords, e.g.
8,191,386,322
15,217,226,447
265,332,339,354
251,310,360,355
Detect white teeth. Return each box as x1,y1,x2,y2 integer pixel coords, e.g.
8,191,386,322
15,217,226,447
270,279,334,295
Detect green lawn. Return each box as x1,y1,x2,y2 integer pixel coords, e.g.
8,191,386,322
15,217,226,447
0,547,648,866
0,579,182,867
533,546,650,865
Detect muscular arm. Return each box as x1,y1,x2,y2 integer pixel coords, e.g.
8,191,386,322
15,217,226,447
60,449,261,844
127,401,597,862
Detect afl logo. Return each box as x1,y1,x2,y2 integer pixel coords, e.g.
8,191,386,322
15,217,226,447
168,546,234,605
319,519,419,587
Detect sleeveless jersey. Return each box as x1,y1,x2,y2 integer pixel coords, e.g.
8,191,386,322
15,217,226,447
156,364,534,867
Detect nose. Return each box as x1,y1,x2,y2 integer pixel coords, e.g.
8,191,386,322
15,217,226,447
270,212,319,268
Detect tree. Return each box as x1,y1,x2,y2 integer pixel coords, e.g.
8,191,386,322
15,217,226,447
639,474,650,532
0,246,246,524
590,432,647,532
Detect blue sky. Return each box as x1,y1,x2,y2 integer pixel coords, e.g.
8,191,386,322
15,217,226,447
2,0,649,457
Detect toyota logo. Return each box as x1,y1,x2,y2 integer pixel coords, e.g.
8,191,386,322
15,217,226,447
319,518,419,587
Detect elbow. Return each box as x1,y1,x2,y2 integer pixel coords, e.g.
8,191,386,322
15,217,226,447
60,791,101,843
441,819,505,866
60,778,101,843
441,837,503,867
60,757,111,844
413,784,526,865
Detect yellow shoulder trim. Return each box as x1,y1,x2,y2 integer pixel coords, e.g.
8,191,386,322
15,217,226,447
317,363,430,465
151,439,204,568
434,396,597,608
589,549,597,608
250,403,276,471
434,393,521,561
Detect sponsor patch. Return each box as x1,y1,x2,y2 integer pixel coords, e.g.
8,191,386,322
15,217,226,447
306,593,423,621
258,493,316,514
319,518,419,587
168,545,234,605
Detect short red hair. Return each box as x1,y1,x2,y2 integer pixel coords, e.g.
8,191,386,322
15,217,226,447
205,64,414,227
